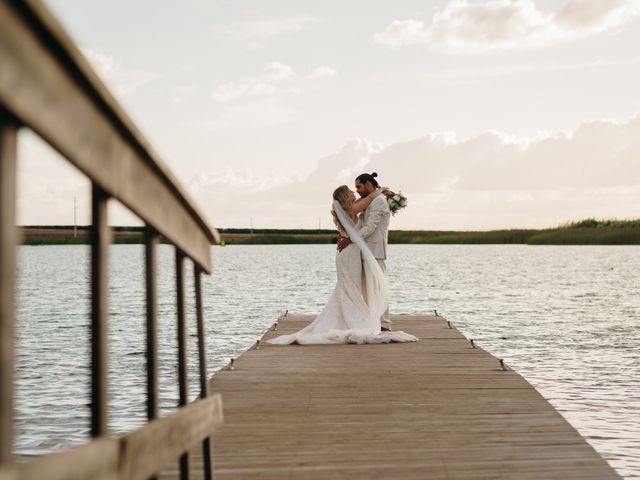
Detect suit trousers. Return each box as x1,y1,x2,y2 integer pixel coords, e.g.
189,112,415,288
362,259,391,328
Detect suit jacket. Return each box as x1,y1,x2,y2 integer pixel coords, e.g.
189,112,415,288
358,194,390,260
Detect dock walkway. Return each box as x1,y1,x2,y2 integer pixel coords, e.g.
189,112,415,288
163,314,620,479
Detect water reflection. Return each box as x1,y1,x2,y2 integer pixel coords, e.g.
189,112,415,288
15,244,640,477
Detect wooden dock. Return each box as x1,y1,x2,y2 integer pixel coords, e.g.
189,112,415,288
161,314,620,479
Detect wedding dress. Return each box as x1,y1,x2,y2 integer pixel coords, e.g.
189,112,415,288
267,201,418,345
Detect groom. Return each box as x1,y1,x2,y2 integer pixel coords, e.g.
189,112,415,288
337,172,391,331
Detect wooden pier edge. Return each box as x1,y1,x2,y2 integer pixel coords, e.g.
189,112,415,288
0,394,223,480
165,313,621,480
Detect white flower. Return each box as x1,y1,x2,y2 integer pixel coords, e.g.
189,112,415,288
393,194,401,201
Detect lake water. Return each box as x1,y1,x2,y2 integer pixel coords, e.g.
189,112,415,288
13,244,640,478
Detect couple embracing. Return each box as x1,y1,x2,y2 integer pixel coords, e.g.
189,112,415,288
268,172,417,345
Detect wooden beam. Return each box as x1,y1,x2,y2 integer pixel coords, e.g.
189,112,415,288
0,1,218,272
145,227,159,422
194,267,213,480
0,437,119,480
0,395,223,480
90,184,110,438
120,394,223,480
175,250,189,479
0,112,18,465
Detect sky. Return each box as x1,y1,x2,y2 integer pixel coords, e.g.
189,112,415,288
15,0,640,230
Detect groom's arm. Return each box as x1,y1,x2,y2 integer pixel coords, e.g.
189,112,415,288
358,198,388,239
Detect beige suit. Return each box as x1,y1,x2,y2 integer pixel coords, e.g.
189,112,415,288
359,195,390,260
359,195,391,327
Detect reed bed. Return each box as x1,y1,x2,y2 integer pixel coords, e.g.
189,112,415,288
19,219,640,246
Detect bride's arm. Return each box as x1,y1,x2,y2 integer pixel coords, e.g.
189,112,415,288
352,190,382,215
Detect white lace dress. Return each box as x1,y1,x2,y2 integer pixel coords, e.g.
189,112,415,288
268,218,418,345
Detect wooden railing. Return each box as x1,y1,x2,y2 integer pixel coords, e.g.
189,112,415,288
0,0,223,479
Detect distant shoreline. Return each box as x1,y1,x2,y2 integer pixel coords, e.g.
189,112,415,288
19,220,640,245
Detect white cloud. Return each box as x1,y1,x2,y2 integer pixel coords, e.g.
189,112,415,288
420,58,640,83
210,62,295,103
555,0,632,28
220,15,318,48
201,98,297,130
188,168,293,194
263,62,295,82
190,113,640,229
80,47,162,96
374,19,427,48
308,65,338,79
374,0,640,53
19,105,640,229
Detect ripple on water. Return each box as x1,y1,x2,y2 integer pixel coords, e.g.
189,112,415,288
14,244,640,478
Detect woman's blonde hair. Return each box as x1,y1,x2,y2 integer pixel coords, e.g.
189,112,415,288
331,185,356,232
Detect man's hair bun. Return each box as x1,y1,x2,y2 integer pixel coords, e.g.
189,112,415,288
355,172,380,188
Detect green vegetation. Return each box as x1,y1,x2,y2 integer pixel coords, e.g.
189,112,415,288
387,229,537,244
222,233,337,245
19,219,640,246
21,236,144,246
527,218,640,245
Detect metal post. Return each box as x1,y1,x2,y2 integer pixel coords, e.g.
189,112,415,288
90,184,110,437
176,250,189,479
195,266,213,480
145,228,159,422
0,112,18,464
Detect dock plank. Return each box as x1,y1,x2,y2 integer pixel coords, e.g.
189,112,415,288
161,315,620,479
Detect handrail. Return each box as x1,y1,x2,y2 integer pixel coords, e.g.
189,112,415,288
0,1,223,479
0,0,220,272
0,394,223,480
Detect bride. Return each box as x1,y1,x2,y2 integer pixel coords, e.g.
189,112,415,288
268,185,418,345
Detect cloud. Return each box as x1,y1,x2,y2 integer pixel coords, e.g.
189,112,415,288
419,57,640,84
19,104,640,229
555,0,632,28
188,168,293,194
190,114,640,229
207,62,335,129
263,62,295,82
207,62,298,129
200,97,297,130
80,48,162,96
210,62,295,103
308,65,338,79
374,0,640,53
189,138,382,227
375,19,427,48
220,15,318,48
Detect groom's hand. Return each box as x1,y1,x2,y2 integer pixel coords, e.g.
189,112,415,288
337,236,352,252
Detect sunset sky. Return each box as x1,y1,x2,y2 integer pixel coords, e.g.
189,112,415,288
16,0,640,230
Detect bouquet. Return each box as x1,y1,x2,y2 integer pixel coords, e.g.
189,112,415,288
384,190,408,215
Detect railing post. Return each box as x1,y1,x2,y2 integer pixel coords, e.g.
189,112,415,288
176,250,189,479
90,184,110,438
195,266,213,480
145,227,159,422
0,111,18,465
